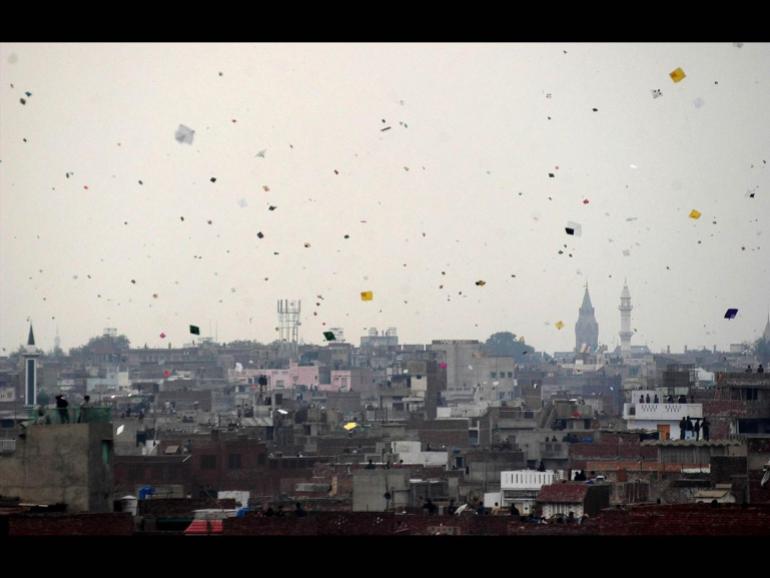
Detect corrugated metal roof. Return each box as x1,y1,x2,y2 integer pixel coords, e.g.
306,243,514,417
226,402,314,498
240,417,273,427
693,489,730,499
184,519,223,534
537,483,590,503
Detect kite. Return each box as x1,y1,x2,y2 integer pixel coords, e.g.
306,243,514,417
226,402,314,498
175,124,195,144
669,67,686,83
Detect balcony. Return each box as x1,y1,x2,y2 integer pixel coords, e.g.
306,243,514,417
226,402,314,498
0,439,16,453
540,442,569,459
29,407,113,425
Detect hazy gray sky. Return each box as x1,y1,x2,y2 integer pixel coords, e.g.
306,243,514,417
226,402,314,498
1,43,769,354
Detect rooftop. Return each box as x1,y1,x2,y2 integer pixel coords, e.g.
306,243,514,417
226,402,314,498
536,483,591,503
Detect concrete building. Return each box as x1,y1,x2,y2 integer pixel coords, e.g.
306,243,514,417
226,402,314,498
623,391,703,440
536,482,610,519
391,440,448,467
360,328,398,349
0,421,114,512
352,469,411,512
429,340,483,399
86,369,130,393
500,469,562,515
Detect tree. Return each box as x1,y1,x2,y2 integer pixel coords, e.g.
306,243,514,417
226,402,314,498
483,332,535,360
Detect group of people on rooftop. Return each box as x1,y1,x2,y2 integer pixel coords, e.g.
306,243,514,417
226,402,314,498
639,393,689,404
679,415,709,440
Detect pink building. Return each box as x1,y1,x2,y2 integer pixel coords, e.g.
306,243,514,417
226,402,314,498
263,362,319,391
230,363,321,391
322,370,352,392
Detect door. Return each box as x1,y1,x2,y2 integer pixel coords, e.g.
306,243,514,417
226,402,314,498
657,424,670,440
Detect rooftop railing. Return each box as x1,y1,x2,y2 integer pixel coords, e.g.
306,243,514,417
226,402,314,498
28,406,112,425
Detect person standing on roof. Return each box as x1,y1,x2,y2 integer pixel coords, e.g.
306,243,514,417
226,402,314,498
55,394,69,424
78,395,91,423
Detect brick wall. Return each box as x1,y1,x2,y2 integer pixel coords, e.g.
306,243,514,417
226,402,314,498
8,513,134,536
220,505,770,536
710,456,747,484
223,512,584,536
597,504,770,535
137,498,236,516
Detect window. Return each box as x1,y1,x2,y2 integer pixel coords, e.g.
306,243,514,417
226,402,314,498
228,454,242,469
257,453,266,465
491,372,497,379
507,372,513,378
201,455,217,470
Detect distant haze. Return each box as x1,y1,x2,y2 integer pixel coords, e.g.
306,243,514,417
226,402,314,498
1,43,769,354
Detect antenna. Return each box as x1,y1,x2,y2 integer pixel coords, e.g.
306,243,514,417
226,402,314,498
277,300,301,358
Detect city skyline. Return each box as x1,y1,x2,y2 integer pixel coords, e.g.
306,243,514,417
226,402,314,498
2,43,769,354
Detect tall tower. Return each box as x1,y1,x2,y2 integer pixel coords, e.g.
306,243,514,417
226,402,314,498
619,280,633,358
763,313,770,342
53,326,61,354
277,300,301,357
23,324,41,407
575,284,599,353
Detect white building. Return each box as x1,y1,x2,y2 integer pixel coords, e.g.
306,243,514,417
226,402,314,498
86,369,130,393
499,470,563,515
623,390,702,440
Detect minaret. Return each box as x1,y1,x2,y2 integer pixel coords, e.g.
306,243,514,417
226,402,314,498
763,313,770,342
23,323,41,407
619,280,633,358
575,283,599,353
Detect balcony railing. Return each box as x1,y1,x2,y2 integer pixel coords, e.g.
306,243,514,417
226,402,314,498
0,439,16,453
28,407,112,424
623,403,702,421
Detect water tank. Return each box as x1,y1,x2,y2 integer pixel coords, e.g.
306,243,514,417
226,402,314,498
119,495,138,516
